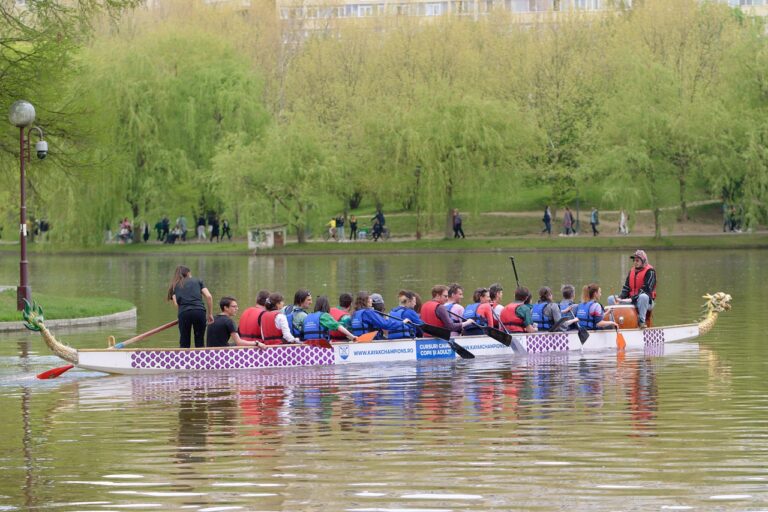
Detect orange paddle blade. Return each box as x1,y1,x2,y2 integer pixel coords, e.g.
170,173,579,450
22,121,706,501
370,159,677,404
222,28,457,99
307,339,333,349
356,331,378,343
36,364,74,379
616,331,627,351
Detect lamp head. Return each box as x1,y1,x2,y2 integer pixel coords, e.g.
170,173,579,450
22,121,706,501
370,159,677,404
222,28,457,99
35,140,48,160
9,100,36,128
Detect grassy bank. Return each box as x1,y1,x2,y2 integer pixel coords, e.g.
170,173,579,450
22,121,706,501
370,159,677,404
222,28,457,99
0,289,135,322
260,233,768,255
0,231,764,257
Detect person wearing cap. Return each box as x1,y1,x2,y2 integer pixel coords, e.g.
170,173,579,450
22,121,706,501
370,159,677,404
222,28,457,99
349,291,407,340
370,293,386,313
609,249,657,328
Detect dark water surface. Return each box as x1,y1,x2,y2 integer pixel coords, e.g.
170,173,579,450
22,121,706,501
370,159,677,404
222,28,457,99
0,249,765,511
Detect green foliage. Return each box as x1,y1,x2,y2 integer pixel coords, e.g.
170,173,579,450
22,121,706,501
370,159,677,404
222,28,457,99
0,289,134,322
2,0,767,244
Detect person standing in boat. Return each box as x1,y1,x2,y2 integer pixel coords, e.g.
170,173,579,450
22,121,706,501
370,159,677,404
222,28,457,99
259,293,299,345
608,249,657,329
420,285,463,335
577,284,619,330
167,265,214,348
302,296,357,342
282,289,312,339
387,291,423,339
350,291,405,340
207,296,266,348
238,290,270,342
499,287,537,333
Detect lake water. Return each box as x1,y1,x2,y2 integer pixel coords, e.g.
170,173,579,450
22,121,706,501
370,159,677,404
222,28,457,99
0,249,765,511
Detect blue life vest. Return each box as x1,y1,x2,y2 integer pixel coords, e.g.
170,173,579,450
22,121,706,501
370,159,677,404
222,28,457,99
576,300,599,330
301,311,328,340
387,306,416,339
351,309,376,337
559,300,577,329
283,305,305,338
462,302,486,336
531,302,553,331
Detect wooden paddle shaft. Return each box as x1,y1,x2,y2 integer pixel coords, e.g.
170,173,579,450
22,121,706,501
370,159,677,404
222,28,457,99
115,319,179,348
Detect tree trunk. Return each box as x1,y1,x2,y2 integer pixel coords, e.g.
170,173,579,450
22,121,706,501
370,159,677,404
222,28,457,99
654,207,662,239
678,170,688,222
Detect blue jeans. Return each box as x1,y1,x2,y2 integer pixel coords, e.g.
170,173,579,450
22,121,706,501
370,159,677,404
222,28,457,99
608,293,654,324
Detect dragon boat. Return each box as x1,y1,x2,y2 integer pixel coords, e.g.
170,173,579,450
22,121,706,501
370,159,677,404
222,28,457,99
26,292,731,377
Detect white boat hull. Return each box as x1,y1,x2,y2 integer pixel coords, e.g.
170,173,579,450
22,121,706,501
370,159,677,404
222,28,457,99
74,324,701,375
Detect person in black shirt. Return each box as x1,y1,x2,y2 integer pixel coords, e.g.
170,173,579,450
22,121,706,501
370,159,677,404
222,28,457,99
167,265,213,348
206,297,266,348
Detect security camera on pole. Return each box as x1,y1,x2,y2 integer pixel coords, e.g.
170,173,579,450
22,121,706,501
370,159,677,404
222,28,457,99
8,100,48,311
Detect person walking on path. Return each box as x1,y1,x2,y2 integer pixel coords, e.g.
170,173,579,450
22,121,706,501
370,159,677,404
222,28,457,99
541,205,552,235
167,265,213,348
590,207,600,236
562,207,574,236
619,209,629,235
349,215,358,240
196,216,207,241
452,208,465,239
221,219,232,240
335,214,345,241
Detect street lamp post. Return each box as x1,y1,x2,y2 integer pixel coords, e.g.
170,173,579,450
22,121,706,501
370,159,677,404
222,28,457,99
9,100,46,311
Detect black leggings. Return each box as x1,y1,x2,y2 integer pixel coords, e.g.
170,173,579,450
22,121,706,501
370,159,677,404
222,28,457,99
178,309,207,348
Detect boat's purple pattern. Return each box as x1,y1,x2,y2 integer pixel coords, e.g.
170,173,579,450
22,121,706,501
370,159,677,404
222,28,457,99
130,345,335,370
643,328,665,349
525,333,568,353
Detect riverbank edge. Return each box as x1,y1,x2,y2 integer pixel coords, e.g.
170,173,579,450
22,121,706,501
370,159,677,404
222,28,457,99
0,233,765,257
0,307,137,332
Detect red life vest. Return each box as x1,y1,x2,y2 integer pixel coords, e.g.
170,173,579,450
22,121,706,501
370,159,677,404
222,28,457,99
259,310,284,345
629,264,656,300
238,305,265,341
500,302,526,332
328,307,349,340
420,300,443,337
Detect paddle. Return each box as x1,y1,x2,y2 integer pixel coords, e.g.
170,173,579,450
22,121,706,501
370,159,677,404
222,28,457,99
609,311,626,351
355,331,379,343
306,339,333,349
375,310,474,360
447,310,511,347
36,319,180,380
509,256,520,288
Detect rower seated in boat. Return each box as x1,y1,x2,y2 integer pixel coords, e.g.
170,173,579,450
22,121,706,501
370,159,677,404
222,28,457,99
387,291,423,339
349,291,405,340
462,287,494,336
500,286,537,333
420,285,463,336
576,283,618,331
238,289,269,343
207,296,265,348
302,296,357,342
260,292,300,345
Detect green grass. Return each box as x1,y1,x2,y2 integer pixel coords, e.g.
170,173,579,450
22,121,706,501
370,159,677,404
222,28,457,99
260,233,768,254
0,289,135,322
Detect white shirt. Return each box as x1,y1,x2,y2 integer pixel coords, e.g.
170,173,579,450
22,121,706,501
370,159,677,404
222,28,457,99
275,313,297,343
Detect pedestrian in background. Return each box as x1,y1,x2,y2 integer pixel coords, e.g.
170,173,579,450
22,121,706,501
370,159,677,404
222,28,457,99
452,208,465,239
541,205,552,235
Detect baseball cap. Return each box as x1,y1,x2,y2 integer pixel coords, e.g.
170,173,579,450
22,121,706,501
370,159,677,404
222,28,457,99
630,249,648,263
370,293,385,305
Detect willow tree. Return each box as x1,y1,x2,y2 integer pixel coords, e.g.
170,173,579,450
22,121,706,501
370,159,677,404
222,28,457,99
213,117,331,243
361,93,541,238
620,0,742,221
67,25,269,242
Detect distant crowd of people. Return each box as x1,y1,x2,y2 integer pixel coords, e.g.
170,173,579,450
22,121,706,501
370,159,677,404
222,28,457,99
166,249,657,348
112,215,232,244
541,206,630,236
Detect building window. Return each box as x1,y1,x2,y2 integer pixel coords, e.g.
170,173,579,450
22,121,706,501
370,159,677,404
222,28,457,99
358,4,373,16
425,2,444,15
